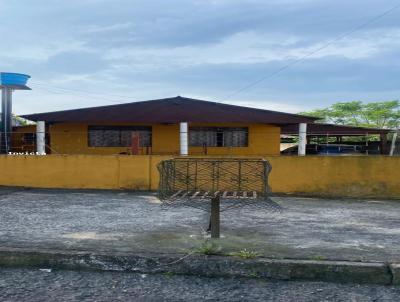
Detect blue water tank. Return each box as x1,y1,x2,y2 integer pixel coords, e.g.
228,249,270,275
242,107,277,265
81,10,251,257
0,72,31,89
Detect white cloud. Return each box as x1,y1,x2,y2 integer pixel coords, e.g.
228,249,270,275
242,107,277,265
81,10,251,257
0,40,86,63
1,0,399,115
291,28,400,60
82,22,133,33
102,27,400,71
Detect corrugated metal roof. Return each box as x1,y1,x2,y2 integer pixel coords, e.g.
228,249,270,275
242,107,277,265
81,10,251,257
21,96,318,124
281,123,392,136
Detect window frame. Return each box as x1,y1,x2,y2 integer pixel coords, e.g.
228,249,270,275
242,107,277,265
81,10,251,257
189,127,249,147
87,125,152,147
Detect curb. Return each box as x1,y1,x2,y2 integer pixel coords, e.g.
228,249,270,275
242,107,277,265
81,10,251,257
0,248,395,285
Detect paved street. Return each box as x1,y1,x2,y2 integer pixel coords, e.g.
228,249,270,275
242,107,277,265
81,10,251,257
0,268,399,302
1,188,400,262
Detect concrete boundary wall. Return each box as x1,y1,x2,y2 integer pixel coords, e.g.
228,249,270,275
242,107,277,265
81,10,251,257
267,156,400,199
0,155,399,198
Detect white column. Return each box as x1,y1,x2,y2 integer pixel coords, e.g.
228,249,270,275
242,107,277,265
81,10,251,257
36,121,46,155
298,123,307,156
179,122,188,156
390,131,398,156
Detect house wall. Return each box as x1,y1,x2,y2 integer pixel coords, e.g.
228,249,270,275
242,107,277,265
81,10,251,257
48,122,281,156
0,155,399,198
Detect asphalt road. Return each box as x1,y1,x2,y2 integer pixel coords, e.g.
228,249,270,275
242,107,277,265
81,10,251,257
1,188,400,262
0,268,399,302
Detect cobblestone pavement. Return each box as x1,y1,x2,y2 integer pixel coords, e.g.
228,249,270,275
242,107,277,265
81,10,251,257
0,268,399,302
1,188,400,261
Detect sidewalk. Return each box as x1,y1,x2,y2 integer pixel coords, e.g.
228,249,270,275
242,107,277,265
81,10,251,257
0,188,399,284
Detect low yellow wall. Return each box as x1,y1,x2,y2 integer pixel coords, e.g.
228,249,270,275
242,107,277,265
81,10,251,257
266,156,400,198
0,155,169,190
0,155,399,198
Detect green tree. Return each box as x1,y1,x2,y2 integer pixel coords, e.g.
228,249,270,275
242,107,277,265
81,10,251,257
301,100,400,129
13,114,32,126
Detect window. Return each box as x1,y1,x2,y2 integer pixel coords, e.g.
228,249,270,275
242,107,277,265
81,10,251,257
88,126,152,147
189,127,248,147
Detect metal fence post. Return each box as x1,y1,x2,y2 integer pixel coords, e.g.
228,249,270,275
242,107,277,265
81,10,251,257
210,195,220,238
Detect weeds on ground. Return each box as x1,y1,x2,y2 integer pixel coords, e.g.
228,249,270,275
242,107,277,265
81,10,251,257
311,255,326,261
194,240,222,255
164,271,174,278
248,271,259,278
229,249,259,259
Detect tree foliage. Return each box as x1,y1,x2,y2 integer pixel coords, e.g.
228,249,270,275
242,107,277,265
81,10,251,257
13,114,32,126
301,101,400,129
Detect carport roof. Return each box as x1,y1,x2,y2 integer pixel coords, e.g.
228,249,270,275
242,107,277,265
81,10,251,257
281,123,392,136
21,96,318,124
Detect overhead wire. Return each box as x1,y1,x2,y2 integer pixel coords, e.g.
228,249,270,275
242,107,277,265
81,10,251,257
224,2,400,99
31,84,137,105
30,81,140,100
21,2,400,106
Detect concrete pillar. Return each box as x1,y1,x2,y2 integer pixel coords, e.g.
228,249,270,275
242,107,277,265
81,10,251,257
180,122,188,156
390,131,398,156
36,121,46,155
298,123,307,156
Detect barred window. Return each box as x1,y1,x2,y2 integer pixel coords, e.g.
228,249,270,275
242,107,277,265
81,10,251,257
88,126,152,147
189,127,248,147
23,133,36,144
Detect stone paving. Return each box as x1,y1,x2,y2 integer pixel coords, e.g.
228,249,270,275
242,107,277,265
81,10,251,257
1,188,400,262
1,268,399,302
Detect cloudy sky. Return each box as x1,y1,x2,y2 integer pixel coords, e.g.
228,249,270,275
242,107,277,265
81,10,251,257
1,0,399,114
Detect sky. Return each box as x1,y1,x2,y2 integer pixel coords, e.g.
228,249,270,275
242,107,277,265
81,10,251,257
1,0,400,115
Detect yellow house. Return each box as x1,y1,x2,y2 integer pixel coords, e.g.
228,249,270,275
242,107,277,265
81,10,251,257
21,96,316,156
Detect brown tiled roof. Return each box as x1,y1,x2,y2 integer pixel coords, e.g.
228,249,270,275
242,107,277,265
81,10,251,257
21,96,317,124
281,123,392,136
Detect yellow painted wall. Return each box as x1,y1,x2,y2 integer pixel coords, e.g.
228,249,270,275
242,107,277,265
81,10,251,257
152,124,180,154
0,155,165,190
0,155,399,199
266,156,400,198
49,123,88,155
48,122,281,156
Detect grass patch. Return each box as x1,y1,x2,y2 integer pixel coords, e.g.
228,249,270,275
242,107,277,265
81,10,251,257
164,271,174,278
194,240,222,255
248,271,259,278
229,249,259,259
311,255,327,261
